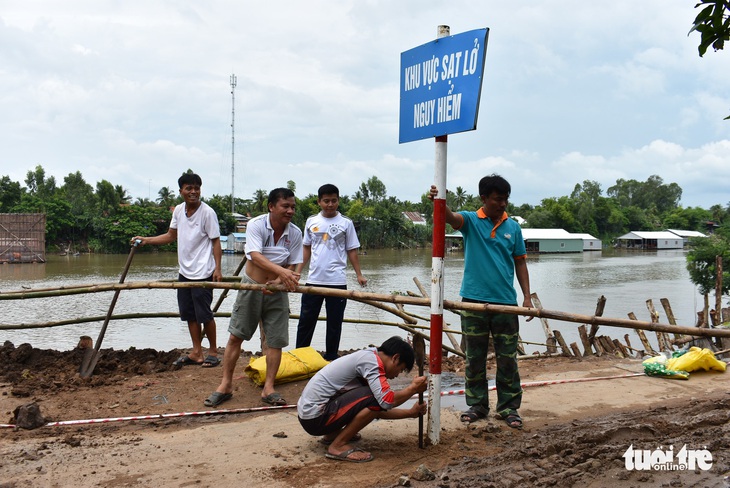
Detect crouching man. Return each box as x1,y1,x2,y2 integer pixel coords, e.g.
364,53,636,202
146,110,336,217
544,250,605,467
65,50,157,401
297,336,427,463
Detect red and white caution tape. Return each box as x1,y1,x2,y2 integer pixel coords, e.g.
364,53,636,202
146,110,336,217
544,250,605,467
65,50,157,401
1,372,644,429
1,403,295,429
420,372,645,399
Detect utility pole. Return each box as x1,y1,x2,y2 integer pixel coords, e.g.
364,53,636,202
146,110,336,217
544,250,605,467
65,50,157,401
230,73,237,215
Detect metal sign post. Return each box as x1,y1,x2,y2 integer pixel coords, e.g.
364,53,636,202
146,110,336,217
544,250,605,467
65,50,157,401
399,25,489,446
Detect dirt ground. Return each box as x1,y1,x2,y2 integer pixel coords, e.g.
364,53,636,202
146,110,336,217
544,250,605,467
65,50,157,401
1,340,728,488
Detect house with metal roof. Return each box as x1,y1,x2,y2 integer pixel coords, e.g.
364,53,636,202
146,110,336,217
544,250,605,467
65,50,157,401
616,231,683,249
402,211,428,225
569,233,602,251
521,228,583,253
666,229,707,247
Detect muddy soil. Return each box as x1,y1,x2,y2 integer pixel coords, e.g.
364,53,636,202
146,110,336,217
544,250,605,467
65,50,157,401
1,341,728,488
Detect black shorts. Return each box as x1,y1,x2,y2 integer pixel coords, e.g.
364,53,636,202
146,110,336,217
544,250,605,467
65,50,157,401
298,385,382,436
177,274,214,324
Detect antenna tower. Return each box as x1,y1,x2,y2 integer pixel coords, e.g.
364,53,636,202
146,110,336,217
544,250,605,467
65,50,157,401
230,73,237,214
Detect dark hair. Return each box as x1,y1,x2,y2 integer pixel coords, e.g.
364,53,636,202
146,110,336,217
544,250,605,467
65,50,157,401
478,174,511,198
268,188,296,207
178,172,202,189
318,184,340,199
377,336,415,372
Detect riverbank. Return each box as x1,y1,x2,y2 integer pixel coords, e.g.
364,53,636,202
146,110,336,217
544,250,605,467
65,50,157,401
1,342,728,487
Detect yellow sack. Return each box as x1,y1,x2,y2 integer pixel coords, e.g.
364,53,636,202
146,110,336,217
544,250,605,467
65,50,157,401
666,346,727,373
244,346,329,387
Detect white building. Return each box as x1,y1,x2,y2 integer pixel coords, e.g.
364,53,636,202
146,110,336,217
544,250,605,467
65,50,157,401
570,233,602,251
616,231,683,250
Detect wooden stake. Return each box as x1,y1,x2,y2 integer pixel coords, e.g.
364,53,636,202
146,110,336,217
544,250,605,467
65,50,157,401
587,295,606,343
578,324,593,356
629,312,656,355
552,329,572,356
530,293,556,352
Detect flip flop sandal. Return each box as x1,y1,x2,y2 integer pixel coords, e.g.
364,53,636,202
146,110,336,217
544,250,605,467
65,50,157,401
173,356,202,367
460,407,488,423
204,391,232,407
261,392,287,406
325,447,373,463
201,356,220,368
502,413,523,430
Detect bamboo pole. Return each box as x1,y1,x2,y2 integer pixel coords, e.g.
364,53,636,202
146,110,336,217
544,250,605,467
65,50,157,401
4,280,730,339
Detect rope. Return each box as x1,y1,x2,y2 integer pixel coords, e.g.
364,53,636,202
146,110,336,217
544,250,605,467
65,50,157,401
2,372,644,429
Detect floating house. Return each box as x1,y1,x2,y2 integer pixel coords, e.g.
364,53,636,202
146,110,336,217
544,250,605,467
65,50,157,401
616,231,683,250
521,229,583,253
666,229,707,247
226,232,246,253
570,233,602,251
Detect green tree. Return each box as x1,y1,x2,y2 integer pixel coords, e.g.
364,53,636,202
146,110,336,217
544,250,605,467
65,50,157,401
252,189,268,214
115,185,131,205
690,0,730,56
690,1,730,119
60,171,96,247
25,165,57,200
686,234,730,324
0,175,22,211
355,176,387,204
12,194,73,243
96,180,120,216
204,194,238,235
157,186,177,208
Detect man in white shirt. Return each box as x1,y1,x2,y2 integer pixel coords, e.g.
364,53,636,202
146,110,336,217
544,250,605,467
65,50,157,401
204,188,303,408
295,184,367,361
132,172,222,368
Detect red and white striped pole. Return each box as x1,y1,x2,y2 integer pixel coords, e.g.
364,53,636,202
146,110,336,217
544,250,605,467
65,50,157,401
427,24,451,447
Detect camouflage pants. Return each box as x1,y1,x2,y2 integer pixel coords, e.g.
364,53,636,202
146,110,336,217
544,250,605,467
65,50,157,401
461,301,522,417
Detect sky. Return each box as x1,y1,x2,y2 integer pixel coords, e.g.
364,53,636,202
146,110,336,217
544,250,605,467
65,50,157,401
1,1,729,210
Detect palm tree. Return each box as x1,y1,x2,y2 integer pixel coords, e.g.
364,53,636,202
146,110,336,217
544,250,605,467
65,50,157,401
157,186,176,208
253,189,268,214
454,186,468,210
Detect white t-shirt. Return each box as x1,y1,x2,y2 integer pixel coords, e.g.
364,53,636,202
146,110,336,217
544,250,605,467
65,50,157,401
244,213,303,267
169,202,220,279
302,211,360,285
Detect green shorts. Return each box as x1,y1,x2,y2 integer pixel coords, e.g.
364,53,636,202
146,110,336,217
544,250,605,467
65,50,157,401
228,273,290,348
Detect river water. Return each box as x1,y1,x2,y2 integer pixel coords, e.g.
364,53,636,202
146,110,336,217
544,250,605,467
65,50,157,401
0,248,703,355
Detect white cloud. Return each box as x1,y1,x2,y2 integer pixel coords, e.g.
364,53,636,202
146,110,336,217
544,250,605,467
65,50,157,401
0,0,728,210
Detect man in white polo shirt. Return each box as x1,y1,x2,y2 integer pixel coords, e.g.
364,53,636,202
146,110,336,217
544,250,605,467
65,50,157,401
204,187,303,408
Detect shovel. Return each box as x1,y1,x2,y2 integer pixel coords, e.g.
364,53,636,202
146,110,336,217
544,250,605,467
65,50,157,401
413,333,426,449
80,240,140,377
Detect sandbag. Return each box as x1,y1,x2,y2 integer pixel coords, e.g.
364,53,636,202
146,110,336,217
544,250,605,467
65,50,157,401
244,346,329,386
666,346,727,373
642,346,726,380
